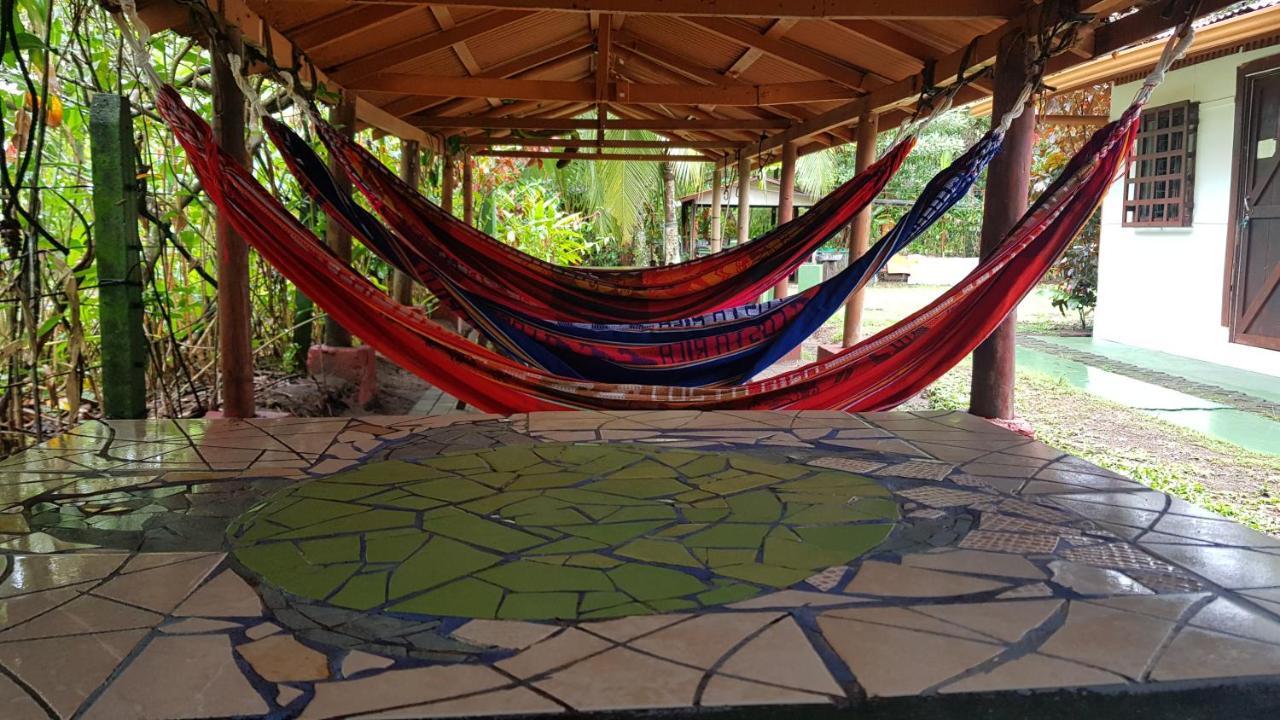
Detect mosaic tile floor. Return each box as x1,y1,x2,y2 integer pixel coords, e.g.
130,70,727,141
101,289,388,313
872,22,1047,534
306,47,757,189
2,410,1279,718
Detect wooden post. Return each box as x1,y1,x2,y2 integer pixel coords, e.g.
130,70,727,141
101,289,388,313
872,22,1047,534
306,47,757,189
710,164,723,254
462,152,475,226
323,90,358,348
211,29,255,417
90,94,147,419
392,139,419,305
737,155,751,246
441,150,456,216
774,140,797,300
971,37,1036,420
842,111,878,346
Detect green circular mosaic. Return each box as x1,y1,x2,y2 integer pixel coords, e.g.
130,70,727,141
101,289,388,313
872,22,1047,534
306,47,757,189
228,444,899,621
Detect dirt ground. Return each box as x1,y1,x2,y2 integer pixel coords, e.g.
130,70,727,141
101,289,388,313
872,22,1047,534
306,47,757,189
258,357,432,417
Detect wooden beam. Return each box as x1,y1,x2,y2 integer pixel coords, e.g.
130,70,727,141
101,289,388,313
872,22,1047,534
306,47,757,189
970,36,1035,421
415,115,790,130
725,18,797,79
596,14,612,101
842,110,877,347
392,138,420,306
211,27,255,416
295,1,1023,20
351,74,860,105
686,17,873,89
458,136,744,149
323,90,358,348
475,149,715,161
330,9,529,83
774,140,797,301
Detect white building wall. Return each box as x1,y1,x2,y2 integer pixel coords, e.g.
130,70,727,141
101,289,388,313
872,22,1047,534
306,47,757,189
1095,47,1280,376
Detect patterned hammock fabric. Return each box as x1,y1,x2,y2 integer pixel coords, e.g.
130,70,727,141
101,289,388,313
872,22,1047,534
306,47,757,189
157,84,1139,414
265,119,1004,387
315,119,915,323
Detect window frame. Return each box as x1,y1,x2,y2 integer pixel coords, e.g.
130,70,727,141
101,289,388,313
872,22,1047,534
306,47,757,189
1122,100,1198,228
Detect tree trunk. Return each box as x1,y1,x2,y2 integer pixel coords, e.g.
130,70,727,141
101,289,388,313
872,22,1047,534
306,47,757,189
662,162,680,264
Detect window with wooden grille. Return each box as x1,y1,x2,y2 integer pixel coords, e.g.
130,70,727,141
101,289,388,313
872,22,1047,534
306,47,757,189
1122,101,1198,227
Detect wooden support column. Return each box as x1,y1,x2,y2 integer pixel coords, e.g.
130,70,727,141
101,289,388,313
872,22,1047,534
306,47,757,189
392,139,420,306
737,155,751,246
211,29,255,417
688,200,697,257
842,111,878,347
773,140,797,300
323,90,358,348
90,94,147,419
441,149,456,216
710,165,723,253
462,152,475,226
970,37,1035,420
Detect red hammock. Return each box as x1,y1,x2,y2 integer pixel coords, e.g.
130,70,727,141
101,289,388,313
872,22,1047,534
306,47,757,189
157,85,1138,414
316,121,914,323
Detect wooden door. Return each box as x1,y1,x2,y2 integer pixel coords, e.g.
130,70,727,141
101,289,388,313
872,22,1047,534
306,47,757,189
1228,55,1280,350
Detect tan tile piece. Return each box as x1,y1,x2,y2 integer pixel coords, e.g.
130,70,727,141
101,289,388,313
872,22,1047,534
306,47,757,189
92,554,223,613
728,590,862,610
535,646,703,712
172,570,264,618
719,618,842,696
700,674,830,707
496,628,611,679
0,554,126,598
0,670,47,720
117,552,221,574
0,595,162,642
246,622,282,639
83,634,268,719
452,619,560,650
1089,593,1207,621
1190,598,1280,644
237,634,330,682
901,549,1047,580
582,613,689,642
821,606,993,642
1153,626,1280,681
941,653,1124,693
846,561,1010,598
1038,601,1175,678
277,685,304,707
300,665,510,719
0,586,83,632
631,613,781,669
916,600,1062,643
0,533,97,553
355,686,563,718
817,616,1001,697
0,628,146,719
0,514,30,533
159,618,240,634
342,649,395,677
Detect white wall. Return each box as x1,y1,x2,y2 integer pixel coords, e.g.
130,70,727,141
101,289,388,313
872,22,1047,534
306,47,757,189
1094,47,1280,377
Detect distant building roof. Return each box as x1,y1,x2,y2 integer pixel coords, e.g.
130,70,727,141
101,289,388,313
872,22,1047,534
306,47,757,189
680,177,818,208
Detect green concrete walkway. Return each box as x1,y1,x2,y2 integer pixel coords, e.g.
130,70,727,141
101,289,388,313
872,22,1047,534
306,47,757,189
1016,337,1280,457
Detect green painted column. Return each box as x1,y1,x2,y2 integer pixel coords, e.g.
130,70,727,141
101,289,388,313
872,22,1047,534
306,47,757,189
90,94,147,419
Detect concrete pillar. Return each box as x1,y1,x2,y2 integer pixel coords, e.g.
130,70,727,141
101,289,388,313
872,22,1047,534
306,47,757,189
842,111,878,347
211,28,255,416
970,37,1036,420
89,94,147,419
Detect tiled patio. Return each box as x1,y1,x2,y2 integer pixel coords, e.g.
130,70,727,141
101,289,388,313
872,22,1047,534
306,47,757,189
2,410,1279,718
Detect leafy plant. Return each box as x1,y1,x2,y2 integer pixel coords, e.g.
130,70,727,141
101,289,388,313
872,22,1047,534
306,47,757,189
493,180,597,265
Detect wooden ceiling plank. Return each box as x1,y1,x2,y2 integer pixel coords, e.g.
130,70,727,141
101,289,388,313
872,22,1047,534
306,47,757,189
476,149,716,161
330,9,530,83
685,16,878,89
289,6,419,50
459,137,746,148
413,116,790,130
829,19,937,66
724,18,797,79
280,0,1024,20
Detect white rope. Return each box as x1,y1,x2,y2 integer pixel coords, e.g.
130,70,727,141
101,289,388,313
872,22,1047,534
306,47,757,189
1134,24,1196,106
226,53,266,146
113,0,163,91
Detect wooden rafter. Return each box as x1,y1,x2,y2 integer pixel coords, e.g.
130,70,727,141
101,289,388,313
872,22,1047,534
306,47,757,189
685,16,877,89
475,149,715,161
349,75,862,105
413,115,791,130
329,9,529,83
724,18,797,79
458,137,746,148
281,1,1024,20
